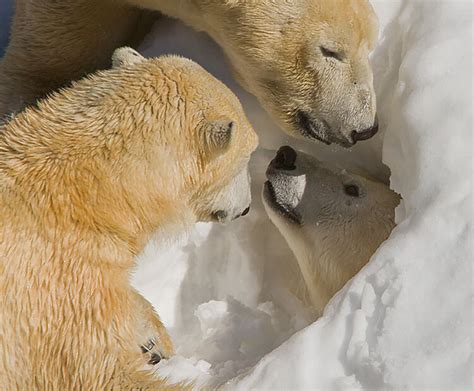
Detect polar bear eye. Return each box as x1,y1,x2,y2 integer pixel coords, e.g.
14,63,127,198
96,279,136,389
344,184,360,197
320,46,343,61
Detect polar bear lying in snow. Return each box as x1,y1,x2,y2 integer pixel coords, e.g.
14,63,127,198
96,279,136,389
263,146,399,316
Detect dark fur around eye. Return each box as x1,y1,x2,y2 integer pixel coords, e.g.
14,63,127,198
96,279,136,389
320,46,343,61
344,184,360,197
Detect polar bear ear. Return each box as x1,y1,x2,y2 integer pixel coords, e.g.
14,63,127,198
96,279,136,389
111,47,145,68
203,119,234,158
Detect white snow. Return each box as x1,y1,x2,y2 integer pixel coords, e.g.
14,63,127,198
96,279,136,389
132,0,473,389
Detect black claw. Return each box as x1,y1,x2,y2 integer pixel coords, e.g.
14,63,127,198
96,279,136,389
140,339,155,353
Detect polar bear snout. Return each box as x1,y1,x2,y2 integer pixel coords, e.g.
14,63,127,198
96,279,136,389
269,145,297,171
206,166,253,223
351,119,379,143
263,147,307,225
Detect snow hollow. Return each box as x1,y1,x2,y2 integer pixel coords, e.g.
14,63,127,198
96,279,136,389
131,1,473,389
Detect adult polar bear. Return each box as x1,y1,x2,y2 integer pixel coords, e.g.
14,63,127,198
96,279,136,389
0,47,258,389
0,0,379,147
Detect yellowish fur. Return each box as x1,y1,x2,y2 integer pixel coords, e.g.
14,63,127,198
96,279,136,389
0,0,379,145
0,55,257,389
0,0,156,118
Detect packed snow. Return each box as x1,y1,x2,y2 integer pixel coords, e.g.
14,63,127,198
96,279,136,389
130,0,473,389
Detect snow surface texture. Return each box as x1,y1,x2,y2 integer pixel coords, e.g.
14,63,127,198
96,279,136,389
132,1,473,389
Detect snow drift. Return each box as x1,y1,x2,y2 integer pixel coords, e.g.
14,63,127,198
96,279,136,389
131,0,472,389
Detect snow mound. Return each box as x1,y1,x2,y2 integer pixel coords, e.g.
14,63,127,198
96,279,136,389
132,1,473,389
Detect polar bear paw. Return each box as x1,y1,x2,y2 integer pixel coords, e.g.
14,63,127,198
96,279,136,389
140,338,168,366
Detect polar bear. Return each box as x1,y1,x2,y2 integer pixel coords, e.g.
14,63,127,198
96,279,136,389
0,48,258,389
0,0,379,146
262,146,399,316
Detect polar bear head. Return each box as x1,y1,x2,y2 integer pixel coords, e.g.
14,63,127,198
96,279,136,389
207,0,380,147
4,48,258,251
262,146,399,314
106,48,259,228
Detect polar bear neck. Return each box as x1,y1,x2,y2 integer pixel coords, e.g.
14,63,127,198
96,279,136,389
129,0,209,30
0,121,189,266
127,0,270,45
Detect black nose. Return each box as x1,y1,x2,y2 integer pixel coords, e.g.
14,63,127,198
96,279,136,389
351,120,379,143
241,206,250,216
271,145,297,170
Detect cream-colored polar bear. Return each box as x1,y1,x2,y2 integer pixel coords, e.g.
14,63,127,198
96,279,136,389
0,0,379,146
0,48,257,390
262,146,399,316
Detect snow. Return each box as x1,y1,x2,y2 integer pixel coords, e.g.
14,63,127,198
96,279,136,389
130,0,474,389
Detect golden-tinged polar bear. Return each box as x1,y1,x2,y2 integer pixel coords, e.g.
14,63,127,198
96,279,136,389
0,0,379,146
262,146,399,316
0,48,257,390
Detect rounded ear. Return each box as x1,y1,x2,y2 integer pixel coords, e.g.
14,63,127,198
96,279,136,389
111,47,145,68
203,119,234,158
